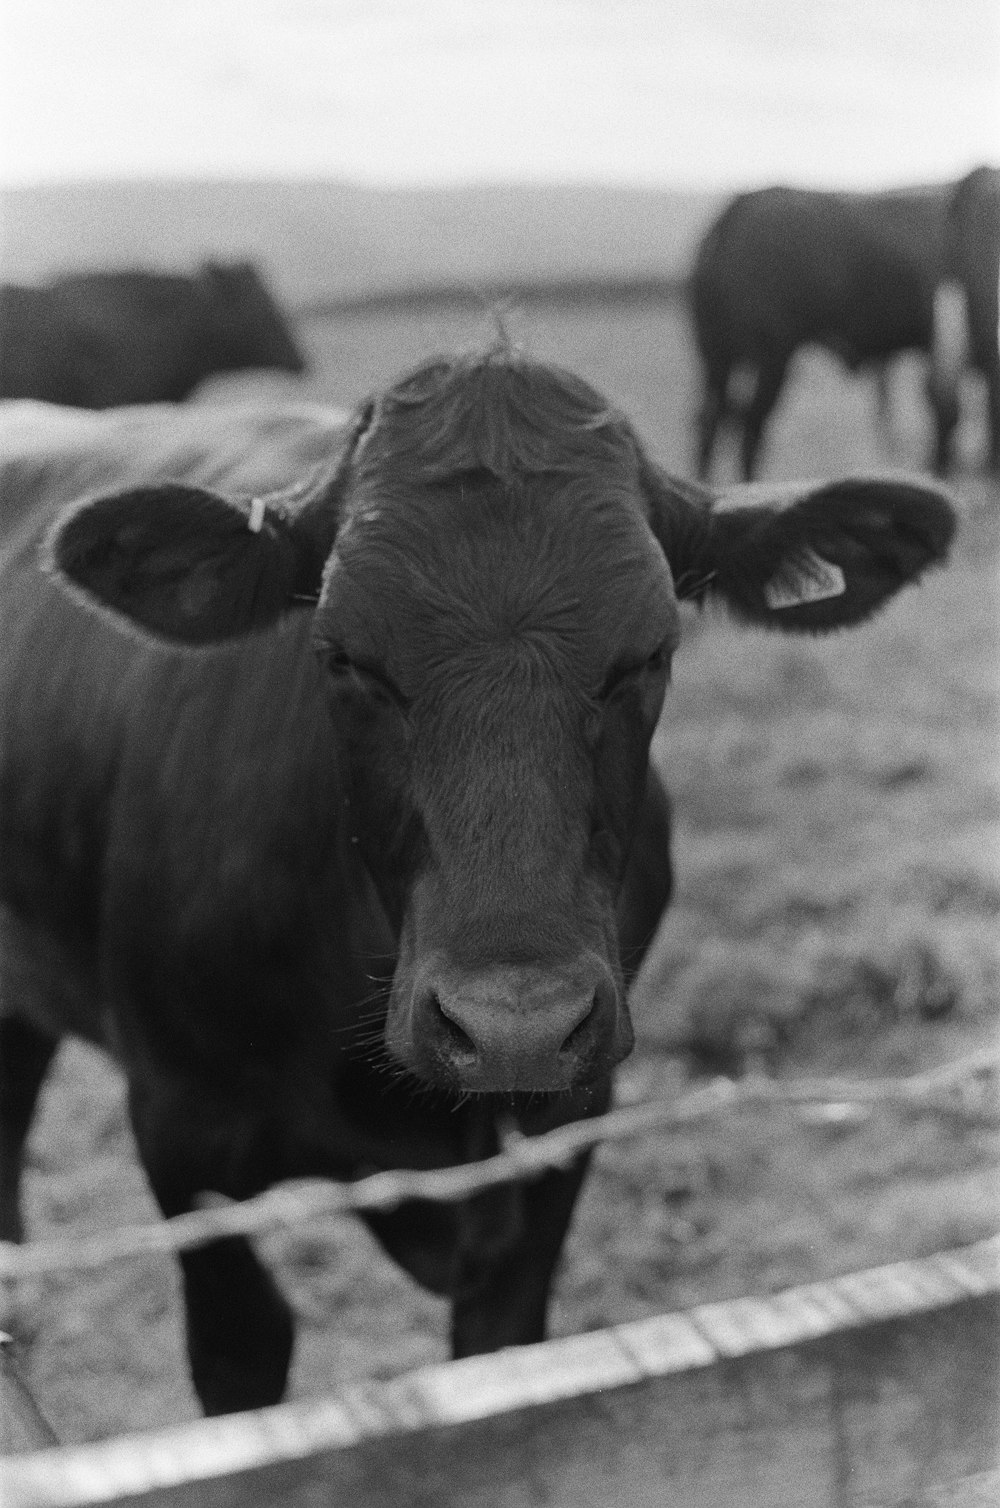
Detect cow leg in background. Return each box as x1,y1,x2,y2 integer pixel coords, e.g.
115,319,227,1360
128,1084,294,1415
987,357,1000,471
925,358,962,476
927,378,961,475
740,353,789,480
363,1111,599,1357
0,1017,60,1242
695,362,729,479
449,1154,595,1357
928,278,971,475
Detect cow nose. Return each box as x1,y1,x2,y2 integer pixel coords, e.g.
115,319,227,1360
414,960,623,1092
436,982,593,1063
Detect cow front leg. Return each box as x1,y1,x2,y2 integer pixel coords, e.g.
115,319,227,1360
695,365,729,480
986,359,1000,472
450,1154,592,1357
129,1089,294,1415
173,1236,294,1415
925,366,961,476
740,354,789,480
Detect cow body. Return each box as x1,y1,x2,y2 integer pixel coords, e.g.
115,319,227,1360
691,184,954,479
0,352,955,1416
940,165,1000,470
0,263,305,409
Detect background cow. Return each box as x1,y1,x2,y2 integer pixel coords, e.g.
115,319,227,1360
0,261,306,408
690,184,955,480
0,350,954,1417
936,164,1000,472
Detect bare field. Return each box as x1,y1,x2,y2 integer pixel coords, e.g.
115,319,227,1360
8,294,1000,1443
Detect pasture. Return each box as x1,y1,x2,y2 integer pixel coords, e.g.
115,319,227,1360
6,290,999,1445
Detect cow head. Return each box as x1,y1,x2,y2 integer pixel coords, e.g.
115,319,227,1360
200,260,307,376
49,348,956,1095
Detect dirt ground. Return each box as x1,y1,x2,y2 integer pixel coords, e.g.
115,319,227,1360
4,294,998,1444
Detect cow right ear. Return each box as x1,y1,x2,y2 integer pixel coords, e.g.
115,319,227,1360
49,484,309,645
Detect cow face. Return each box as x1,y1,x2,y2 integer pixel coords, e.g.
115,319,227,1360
310,370,682,1091
48,349,956,1097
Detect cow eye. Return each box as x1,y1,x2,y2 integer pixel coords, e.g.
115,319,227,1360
326,650,407,708
601,645,672,701
644,645,671,676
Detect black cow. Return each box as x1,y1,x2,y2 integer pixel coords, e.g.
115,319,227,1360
0,261,306,409
0,349,955,1417
691,185,955,480
937,165,1000,471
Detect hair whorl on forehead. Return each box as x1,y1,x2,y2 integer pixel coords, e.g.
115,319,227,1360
359,342,634,486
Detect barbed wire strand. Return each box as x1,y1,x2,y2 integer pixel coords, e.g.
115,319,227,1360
1,1045,996,1282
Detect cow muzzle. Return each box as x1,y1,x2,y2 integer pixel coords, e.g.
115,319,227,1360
395,955,630,1093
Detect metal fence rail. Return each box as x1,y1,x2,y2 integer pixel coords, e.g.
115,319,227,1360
2,1046,996,1282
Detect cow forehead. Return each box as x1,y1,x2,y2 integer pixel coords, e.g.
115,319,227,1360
316,473,677,688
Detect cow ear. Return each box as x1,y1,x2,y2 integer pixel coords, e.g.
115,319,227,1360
50,484,308,644
642,462,956,631
703,478,957,629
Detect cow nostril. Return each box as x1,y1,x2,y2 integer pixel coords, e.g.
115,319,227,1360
429,993,478,1059
559,993,599,1056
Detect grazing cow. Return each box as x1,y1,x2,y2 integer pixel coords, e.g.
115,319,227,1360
935,165,1000,471
0,262,306,409
0,349,955,1417
691,184,955,480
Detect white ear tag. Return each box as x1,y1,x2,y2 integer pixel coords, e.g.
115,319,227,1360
247,497,266,533
764,549,847,610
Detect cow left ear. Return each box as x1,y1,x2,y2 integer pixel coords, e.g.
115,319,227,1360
50,484,314,645
704,477,957,630
643,464,957,631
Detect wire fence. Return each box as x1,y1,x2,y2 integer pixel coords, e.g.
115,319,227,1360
1,1046,997,1282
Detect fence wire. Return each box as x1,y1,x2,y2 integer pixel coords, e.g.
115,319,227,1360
1,1046,996,1282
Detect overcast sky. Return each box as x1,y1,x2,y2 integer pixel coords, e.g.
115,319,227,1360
2,0,997,189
